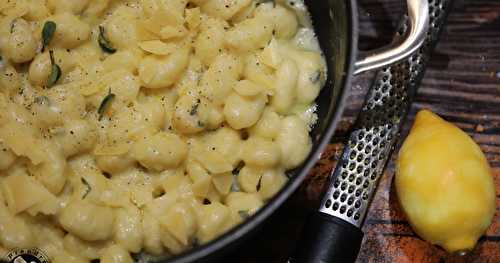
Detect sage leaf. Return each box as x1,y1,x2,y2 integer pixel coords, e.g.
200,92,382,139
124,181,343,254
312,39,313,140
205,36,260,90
81,177,92,199
98,26,116,53
42,21,56,51
98,90,116,120
47,50,61,88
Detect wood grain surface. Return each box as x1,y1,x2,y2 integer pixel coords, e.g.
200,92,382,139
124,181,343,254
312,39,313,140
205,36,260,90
231,0,500,262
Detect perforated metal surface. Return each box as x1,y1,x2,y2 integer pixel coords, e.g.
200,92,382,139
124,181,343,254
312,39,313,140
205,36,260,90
318,0,454,227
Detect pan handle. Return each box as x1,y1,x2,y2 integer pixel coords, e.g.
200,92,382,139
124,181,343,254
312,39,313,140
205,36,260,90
354,0,429,75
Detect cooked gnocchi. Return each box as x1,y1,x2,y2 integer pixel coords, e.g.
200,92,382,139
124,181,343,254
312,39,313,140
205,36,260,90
0,0,326,261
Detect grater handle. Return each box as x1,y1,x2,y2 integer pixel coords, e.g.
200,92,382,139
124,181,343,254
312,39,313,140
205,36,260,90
291,212,363,263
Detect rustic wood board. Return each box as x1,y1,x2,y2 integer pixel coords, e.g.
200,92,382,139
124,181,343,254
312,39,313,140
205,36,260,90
231,0,500,262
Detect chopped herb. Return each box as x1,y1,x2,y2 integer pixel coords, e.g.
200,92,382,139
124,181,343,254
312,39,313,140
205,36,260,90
34,96,50,106
98,90,116,120
238,210,250,219
256,175,262,191
81,177,92,199
203,198,211,205
192,237,200,247
98,26,116,53
309,70,321,84
189,99,200,116
10,19,16,34
47,50,61,88
240,130,249,140
42,21,56,51
232,161,245,175
197,120,204,127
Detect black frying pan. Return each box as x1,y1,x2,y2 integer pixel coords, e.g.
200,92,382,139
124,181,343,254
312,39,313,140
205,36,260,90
163,0,428,262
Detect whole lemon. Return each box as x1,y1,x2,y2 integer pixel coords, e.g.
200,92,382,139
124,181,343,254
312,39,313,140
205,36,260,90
396,109,496,253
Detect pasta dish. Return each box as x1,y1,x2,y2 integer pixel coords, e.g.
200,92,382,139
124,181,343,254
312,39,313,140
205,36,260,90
0,0,326,262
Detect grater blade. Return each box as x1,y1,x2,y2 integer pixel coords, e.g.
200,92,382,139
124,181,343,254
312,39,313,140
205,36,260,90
318,0,455,228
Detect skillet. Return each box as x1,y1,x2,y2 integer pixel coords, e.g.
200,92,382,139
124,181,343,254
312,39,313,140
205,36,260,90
160,0,429,262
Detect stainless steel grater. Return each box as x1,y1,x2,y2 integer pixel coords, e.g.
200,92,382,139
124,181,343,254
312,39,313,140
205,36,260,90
319,0,454,229
292,0,455,262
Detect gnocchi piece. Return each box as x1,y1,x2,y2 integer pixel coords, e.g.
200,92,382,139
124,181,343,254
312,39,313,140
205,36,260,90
103,49,143,74
201,0,252,20
249,108,282,140
276,116,312,169
57,119,98,157
212,172,233,195
130,132,188,171
256,3,298,39
189,140,233,174
243,53,275,90
241,136,281,168
1,18,38,63
194,18,226,65
225,192,263,215
258,169,287,199
238,166,262,193
160,202,197,246
195,202,230,243
87,69,141,108
285,48,326,104
139,48,190,89
198,53,244,106
142,210,165,255
63,234,103,260
271,59,299,114
200,127,243,166
101,245,134,263
59,200,115,241
29,143,67,195
233,79,265,97
96,154,135,175
172,95,211,134
224,92,267,130
114,206,143,253
225,15,274,52
84,0,110,16
24,1,51,20
28,52,52,87
46,83,87,120
50,13,91,49
104,6,139,49
0,216,35,249
160,226,184,255
31,222,65,260
186,160,212,198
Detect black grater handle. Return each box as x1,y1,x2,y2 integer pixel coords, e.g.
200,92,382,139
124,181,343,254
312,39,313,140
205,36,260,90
291,212,363,263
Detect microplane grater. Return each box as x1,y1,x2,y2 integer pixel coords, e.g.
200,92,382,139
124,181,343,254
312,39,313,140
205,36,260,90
319,0,454,229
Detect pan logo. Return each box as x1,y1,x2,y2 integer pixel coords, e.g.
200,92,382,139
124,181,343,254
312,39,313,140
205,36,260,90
5,248,49,263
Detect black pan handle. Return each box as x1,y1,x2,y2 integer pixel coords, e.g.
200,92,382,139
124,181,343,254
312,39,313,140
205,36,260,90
291,212,363,263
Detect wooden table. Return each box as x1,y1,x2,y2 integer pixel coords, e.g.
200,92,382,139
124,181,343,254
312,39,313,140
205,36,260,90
232,0,500,262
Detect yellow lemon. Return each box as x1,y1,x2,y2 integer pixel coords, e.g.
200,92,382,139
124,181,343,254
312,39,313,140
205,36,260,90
396,109,496,253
